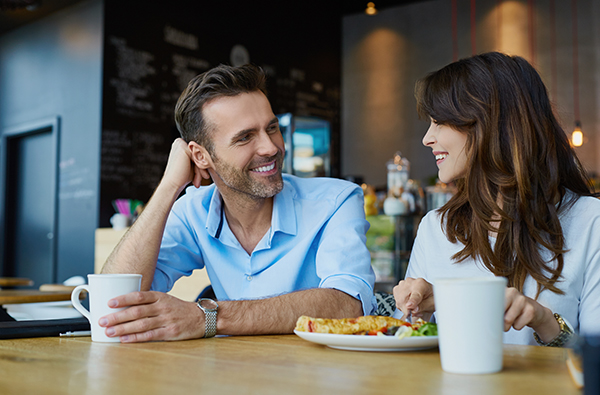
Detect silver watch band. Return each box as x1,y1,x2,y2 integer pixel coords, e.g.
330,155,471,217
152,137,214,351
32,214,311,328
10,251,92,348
197,298,218,338
203,310,217,338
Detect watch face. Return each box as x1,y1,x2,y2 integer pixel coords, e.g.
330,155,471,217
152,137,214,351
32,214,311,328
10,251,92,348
199,298,218,311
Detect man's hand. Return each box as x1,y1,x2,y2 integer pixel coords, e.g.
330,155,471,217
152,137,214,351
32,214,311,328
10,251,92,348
393,277,435,322
97,288,361,343
162,138,206,193
504,287,560,342
98,291,205,342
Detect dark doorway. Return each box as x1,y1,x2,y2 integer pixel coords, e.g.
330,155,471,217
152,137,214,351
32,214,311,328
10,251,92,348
1,117,60,287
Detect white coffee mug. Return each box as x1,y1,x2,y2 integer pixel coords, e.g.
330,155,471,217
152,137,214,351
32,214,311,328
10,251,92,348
71,274,142,342
434,277,507,374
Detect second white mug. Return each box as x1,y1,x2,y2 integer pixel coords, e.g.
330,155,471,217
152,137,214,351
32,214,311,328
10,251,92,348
434,276,507,374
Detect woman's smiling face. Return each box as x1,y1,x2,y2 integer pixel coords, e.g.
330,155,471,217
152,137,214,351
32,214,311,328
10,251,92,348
422,120,469,184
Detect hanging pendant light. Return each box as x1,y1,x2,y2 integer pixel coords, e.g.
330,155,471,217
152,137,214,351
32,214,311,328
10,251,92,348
571,121,583,147
365,2,378,16
571,0,583,148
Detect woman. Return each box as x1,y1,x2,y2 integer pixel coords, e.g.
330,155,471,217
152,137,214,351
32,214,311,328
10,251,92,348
394,52,600,346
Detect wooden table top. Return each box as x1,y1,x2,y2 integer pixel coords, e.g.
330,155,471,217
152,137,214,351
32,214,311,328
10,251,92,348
0,277,33,288
0,289,81,305
0,334,579,394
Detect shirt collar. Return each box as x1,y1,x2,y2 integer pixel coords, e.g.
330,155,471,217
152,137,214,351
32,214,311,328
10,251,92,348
271,180,297,237
205,181,298,239
205,187,224,238
206,182,297,239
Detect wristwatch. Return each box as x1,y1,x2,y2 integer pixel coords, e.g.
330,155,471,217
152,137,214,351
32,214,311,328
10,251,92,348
196,298,219,338
533,313,574,347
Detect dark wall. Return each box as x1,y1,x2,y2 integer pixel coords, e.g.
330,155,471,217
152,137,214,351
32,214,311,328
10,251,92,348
0,0,344,281
99,0,342,226
0,0,103,282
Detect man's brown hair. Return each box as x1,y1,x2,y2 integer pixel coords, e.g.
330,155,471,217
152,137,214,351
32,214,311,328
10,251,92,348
174,64,267,154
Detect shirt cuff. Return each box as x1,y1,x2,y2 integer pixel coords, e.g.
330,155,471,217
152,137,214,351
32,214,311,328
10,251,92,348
320,274,377,315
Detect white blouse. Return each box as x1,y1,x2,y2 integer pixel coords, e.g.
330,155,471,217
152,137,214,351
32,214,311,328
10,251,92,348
401,193,600,345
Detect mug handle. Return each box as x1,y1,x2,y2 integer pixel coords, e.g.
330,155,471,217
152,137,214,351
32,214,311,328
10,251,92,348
71,284,91,321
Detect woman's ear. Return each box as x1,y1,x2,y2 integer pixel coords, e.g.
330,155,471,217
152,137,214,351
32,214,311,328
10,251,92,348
188,141,212,180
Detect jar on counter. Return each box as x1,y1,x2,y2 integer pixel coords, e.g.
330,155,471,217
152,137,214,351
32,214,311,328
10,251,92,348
386,151,410,198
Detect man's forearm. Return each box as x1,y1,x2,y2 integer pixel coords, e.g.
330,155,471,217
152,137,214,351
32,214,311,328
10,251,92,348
101,181,183,290
216,288,363,335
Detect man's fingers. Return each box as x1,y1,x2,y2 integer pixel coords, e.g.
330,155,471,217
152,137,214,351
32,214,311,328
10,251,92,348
102,307,163,336
99,305,147,328
106,317,165,342
99,291,161,328
109,291,158,308
120,329,162,343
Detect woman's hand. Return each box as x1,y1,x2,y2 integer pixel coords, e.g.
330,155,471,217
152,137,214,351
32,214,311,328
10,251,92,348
504,287,560,342
393,277,435,322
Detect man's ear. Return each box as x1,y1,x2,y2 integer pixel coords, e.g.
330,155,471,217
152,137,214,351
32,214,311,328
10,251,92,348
188,141,212,180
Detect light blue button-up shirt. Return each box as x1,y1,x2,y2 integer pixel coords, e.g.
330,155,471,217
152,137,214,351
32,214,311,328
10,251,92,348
151,174,377,315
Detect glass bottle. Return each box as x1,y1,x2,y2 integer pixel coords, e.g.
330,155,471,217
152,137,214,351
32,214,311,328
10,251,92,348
386,151,410,198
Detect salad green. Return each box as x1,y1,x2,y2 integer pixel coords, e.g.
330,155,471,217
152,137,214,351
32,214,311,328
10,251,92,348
385,322,438,339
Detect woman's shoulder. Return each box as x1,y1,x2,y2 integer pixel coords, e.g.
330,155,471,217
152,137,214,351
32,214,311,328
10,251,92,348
415,209,446,238
559,193,600,236
574,194,600,207
420,208,444,226
561,192,600,218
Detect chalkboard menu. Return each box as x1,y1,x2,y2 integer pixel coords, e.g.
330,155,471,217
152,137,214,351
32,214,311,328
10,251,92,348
100,0,341,226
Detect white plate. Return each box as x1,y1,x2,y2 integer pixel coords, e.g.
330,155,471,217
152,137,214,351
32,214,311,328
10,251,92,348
294,330,438,352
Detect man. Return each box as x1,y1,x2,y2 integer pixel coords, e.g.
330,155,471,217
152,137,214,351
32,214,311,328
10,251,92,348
100,64,376,342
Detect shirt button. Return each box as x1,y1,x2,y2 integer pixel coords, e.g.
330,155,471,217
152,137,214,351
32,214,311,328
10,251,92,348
246,275,253,281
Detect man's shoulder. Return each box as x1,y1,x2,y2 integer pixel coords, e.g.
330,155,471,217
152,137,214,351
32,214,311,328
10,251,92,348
282,174,362,201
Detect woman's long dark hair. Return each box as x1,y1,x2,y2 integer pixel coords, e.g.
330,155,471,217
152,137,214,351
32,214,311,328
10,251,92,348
415,52,594,297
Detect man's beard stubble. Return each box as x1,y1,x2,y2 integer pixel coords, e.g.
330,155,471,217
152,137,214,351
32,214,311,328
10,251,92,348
211,151,284,200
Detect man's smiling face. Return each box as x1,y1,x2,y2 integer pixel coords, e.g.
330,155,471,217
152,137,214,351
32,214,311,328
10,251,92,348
203,91,285,200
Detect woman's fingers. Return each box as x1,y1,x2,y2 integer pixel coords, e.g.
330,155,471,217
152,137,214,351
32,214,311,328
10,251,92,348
393,277,434,320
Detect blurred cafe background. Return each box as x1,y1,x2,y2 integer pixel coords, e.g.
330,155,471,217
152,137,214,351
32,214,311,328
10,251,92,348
1,0,599,294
